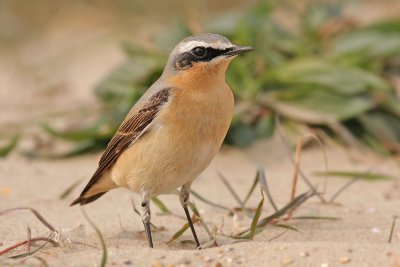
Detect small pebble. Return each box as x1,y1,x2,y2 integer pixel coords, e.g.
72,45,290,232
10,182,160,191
224,247,233,252
177,258,190,264
300,251,309,257
123,260,132,265
203,256,213,263
226,258,233,263
214,262,223,267
371,227,381,234
321,263,329,267
366,207,376,213
282,258,294,266
339,256,351,264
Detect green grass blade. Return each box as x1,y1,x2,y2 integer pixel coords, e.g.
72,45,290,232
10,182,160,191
243,170,259,205
237,191,315,238
274,223,300,232
190,190,230,211
151,197,171,214
249,192,264,240
166,215,199,244
82,209,107,267
59,179,82,199
0,134,20,157
60,140,102,158
291,216,341,221
41,123,110,141
188,202,200,216
314,171,397,180
9,233,55,259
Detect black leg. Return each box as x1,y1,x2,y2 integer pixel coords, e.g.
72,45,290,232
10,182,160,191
143,221,153,248
183,205,200,248
180,182,200,248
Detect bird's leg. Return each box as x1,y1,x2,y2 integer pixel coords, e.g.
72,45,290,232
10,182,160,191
180,182,200,248
141,192,153,248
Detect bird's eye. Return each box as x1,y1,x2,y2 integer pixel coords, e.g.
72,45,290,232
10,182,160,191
192,47,206,58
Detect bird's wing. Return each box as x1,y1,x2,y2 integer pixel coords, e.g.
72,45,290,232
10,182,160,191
76,88,171,199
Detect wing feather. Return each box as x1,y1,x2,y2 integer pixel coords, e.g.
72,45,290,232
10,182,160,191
72,88,171,203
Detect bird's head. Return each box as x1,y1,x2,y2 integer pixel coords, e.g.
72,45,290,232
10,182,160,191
164,33,253,80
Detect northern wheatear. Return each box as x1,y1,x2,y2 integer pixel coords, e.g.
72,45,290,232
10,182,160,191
71,33,252,248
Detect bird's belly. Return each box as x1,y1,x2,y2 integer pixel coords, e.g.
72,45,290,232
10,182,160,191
110,115,229,196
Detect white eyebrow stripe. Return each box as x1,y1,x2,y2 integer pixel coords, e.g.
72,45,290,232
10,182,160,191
178,40,232,53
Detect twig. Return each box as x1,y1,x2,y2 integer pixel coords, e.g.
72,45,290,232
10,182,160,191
0,236,59,256
257,167,278,212
310,130,331,195
26,226,31,253
9,234,56,259
199,226,218,249
328,161,385,203
286,137,304,220
329,177,358,203
268,229,290,242
388,215,398,243
217,172,245,207
190,190,230,211
275,115,326,202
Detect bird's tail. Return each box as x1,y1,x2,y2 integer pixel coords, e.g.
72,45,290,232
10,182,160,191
70,192,106,206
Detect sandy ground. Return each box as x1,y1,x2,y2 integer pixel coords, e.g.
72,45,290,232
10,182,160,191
1,2,400,266
1,139,400,267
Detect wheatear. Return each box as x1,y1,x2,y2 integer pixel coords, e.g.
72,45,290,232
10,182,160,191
71,33,252,248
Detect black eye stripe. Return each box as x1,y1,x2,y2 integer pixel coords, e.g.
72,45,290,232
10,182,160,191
202,47,231,61
174,47,233,70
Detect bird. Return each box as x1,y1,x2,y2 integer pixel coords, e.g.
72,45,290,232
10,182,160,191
71,33,253,248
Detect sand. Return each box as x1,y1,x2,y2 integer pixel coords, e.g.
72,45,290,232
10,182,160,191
1,3,400,266
1,139,400,267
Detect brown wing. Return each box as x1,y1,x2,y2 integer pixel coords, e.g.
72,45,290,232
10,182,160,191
71,88,170,205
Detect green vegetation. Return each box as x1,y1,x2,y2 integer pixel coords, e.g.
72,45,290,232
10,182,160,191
44,1,400,156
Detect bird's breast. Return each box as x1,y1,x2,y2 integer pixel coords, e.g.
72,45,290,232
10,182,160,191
112,83,234,195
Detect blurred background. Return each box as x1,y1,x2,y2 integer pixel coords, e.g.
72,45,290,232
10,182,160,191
1,0,400,158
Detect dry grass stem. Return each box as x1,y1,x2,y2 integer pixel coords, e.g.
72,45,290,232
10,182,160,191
388,215,398,243
257,167,278,212
0,207,56,232
275,115,326,202
0,235,59,257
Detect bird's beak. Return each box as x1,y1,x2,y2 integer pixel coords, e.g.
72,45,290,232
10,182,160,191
224,46,254,57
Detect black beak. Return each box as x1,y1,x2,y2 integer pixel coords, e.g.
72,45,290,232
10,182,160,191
224,46,254,57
